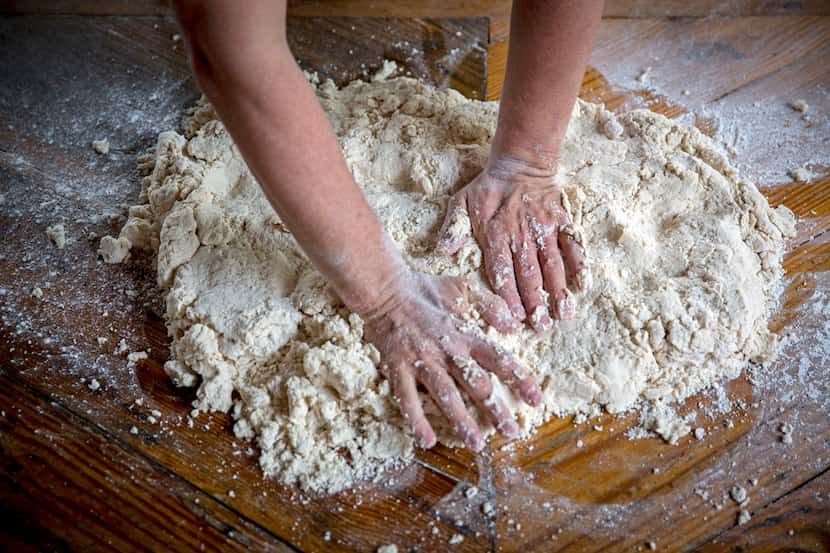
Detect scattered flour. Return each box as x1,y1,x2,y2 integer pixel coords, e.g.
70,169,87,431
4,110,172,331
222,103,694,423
99,74,793,493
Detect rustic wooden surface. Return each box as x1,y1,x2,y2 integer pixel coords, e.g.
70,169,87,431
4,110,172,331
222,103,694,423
3,0,830,17
1,6,829,553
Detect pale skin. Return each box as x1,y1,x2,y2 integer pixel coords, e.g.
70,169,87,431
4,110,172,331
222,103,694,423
174,0,603,451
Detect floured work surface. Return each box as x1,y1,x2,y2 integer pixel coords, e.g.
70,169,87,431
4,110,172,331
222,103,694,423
1,13,829,553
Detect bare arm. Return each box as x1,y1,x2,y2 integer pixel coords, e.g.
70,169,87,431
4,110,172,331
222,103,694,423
174,0,542,451
439,0,603,327
494,0,604,169
174,0,398,315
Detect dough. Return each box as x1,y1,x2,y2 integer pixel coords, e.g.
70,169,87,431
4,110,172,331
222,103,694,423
46,223,67,249
101,72,794,493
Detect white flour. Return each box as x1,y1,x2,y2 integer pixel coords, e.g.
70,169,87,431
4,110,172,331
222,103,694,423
100,72,794,493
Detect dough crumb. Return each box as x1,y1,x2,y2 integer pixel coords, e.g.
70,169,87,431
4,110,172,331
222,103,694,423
376,545,397,553
92,138,110,154
88,378,101,391
789,99,808,112
647,541,657,550
98,235,132,264
730,484,748,504
637,66,653,84
737,509,751,525
465,486,478,499
632,401,691,445
97,336,108,346
779,421,794,444
372,59,399,82
130,426,139,435
789,166,811,183
115,339,128,355
127,350,148,363
694,427,706,440
31,287,43,298
448,534,464,545
46,224,67,249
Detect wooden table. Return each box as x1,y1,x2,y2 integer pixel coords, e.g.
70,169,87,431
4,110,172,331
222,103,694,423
1,2,828,552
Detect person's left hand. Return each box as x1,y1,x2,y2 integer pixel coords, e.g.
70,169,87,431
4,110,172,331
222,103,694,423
436,158,587,331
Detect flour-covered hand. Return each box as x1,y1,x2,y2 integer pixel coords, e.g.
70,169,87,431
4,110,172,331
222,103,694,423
361,272,543,451
437,158,587,330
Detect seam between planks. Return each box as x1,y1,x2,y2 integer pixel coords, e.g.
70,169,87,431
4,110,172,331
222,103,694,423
684,463,830,551
0,367,304,553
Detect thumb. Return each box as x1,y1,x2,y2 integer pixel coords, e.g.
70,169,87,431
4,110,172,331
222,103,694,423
436,192,470,256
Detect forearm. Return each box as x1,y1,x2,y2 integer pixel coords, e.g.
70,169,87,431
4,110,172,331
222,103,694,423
175,1,404,315
493,0,604,172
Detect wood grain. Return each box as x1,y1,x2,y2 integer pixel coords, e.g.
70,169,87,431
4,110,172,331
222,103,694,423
2,0,829,17
0,373,293,553
696,469,830,552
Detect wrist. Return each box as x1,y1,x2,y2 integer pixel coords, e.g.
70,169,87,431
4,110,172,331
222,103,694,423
484,155,558,189
339,237,412,320
489,128,561,177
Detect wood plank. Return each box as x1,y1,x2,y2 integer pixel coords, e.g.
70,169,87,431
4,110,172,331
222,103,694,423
603,0,830,17
0,372,293,553
695,468,830,552
3,0,829,17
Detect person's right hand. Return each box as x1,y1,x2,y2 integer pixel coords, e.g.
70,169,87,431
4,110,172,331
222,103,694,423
361,271,544,451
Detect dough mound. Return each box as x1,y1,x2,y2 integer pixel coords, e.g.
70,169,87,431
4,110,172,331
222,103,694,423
102,75,794,493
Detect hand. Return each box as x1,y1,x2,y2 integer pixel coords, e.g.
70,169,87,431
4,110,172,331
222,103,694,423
361,271,544,451
437,158,587,330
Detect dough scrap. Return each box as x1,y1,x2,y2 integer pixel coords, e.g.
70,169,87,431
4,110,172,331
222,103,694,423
46,223,67,249
101,74,794,493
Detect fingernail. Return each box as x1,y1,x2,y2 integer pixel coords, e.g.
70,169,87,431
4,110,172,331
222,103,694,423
498,419,520,439
416,428,437,449
558,298,574,320
530,305,551,329
468,433,485,452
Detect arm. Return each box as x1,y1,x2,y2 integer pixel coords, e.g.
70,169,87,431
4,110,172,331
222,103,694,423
439,0,603,327
174,0,542,451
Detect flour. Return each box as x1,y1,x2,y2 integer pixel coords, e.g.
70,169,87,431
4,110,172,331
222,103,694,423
100,72,794,493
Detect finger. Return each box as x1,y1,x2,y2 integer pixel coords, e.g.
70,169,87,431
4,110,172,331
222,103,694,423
483,238,526,321
419,363,484,451
466,281,520,334
436,192,469,256
451,355,519,439
390,365,436,449
558,229,589,291
513,235,551,330
539,231,572,320
469,339,543,407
